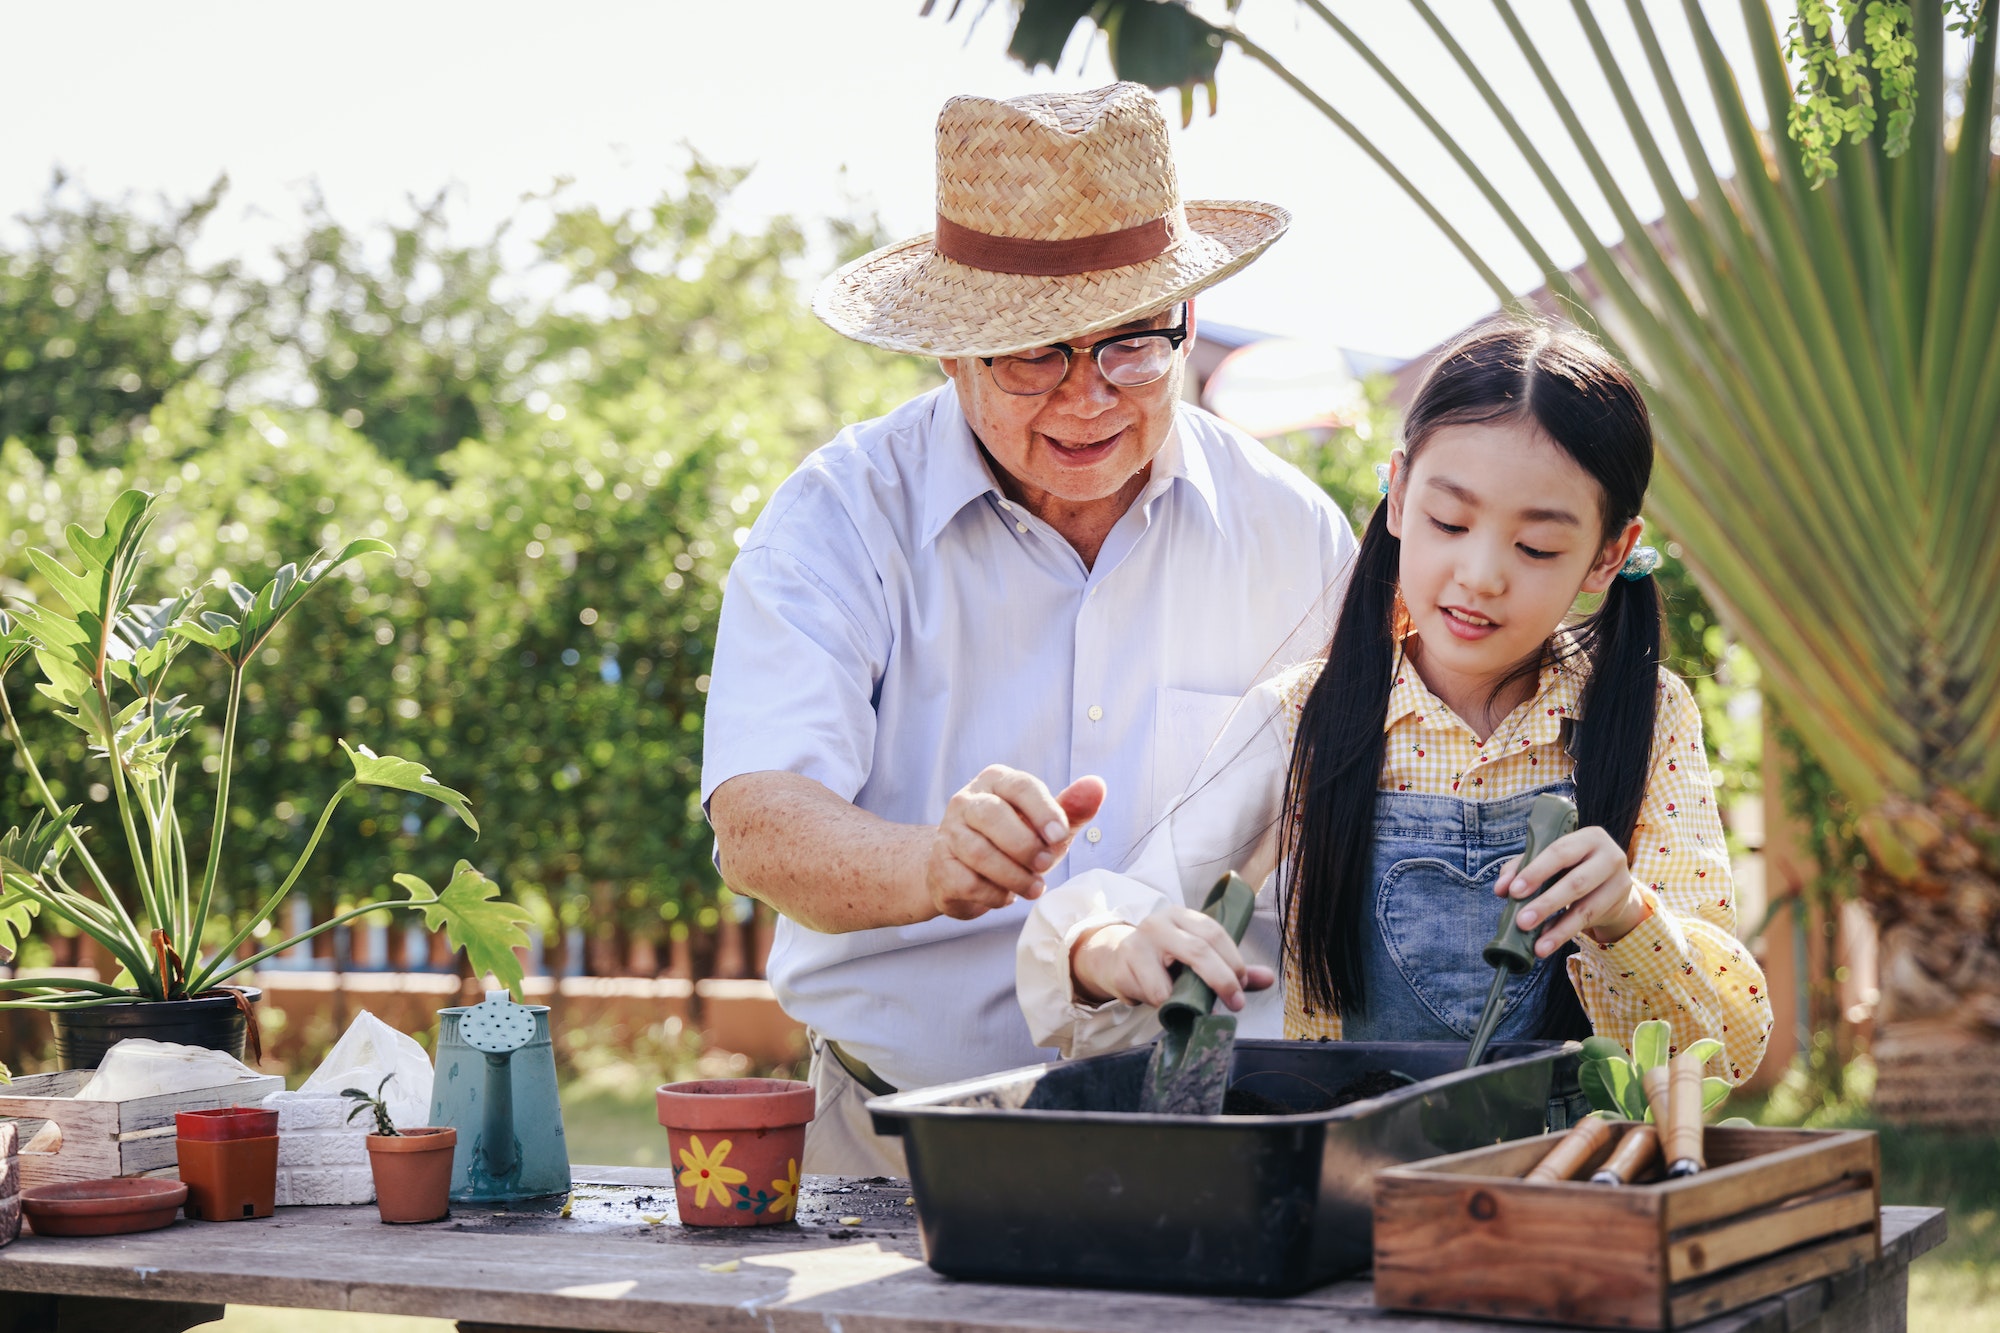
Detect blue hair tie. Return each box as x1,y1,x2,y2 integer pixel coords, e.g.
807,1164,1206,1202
1620,544,1661,581
1375,462,1391,495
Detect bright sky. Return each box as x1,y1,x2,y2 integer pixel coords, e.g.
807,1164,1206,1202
3,1,1810,358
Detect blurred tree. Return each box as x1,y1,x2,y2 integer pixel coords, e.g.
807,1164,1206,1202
265,191,539,481
0,172,261,464
2,165,932,977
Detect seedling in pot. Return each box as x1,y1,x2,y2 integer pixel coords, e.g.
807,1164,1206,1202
343,1075,401,1137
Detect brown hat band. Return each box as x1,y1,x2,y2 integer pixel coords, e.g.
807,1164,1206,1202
933,211,1185,276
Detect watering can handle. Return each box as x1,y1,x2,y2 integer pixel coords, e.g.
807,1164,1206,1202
1158,873,1257,1027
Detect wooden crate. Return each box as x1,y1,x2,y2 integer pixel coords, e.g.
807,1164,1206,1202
0,1068,284,1190
2,1120,19,1247
1374,1123,1880,1329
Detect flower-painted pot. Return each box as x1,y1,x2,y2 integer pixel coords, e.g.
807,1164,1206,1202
365,1127,457,1224
176,1135,278,1221
656,1078,814,1227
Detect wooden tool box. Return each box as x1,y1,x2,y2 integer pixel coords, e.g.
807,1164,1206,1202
0,1069,284,1190
1373,1122,1880,1329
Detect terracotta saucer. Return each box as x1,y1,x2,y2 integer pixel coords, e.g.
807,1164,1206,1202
22,1179,187,1236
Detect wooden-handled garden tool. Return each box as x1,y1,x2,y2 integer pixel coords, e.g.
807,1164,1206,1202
1140,872,1257,1116
1464,794,1579,1070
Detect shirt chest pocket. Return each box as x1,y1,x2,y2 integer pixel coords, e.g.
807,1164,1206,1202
1151,687,1245,814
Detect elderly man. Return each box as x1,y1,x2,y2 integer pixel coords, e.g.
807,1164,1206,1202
703,83,1355,1174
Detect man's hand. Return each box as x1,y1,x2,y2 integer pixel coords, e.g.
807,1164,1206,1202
1070,908,1275,1009
925,766,1105,920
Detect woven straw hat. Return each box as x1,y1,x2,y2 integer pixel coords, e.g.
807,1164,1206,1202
814,82,1289,359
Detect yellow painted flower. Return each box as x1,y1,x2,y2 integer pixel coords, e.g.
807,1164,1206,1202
677,1135,747,1210
767,1157,800,1221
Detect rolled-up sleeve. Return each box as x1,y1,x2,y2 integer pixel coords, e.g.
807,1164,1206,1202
1017,668,1308,1057
700,539,888,810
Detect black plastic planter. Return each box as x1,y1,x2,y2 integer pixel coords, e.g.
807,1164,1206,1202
867,1039,1585,1295
50,989,260,1070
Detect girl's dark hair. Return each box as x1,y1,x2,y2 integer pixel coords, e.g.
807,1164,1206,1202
1281,319,1662,1036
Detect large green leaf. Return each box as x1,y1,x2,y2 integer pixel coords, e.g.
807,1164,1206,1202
1580,1056,1644,1119
1632,1019,1673,1074
393,861,532,999
0,807,81,884
172,539,393,668
339,740,479,834
0,889,38,957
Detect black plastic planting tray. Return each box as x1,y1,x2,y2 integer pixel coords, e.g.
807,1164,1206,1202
867,1039,1585,1295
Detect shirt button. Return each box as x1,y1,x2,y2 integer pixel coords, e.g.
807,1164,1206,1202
1085,827,1102,844
1015,522,1028,534
1087,705,1103,722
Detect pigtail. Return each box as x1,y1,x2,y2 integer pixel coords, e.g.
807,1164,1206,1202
1534,568,1663,1042
1570,569,1663,852
1281,503,1400,1018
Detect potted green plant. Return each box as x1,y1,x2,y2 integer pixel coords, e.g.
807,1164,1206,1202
0,490,532,1065
344,1074,457,1223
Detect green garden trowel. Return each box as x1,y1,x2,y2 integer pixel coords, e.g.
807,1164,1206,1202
1464,793,1579,1070
1140,872,1258,1116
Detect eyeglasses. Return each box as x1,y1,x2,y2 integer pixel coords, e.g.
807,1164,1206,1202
979,305,1189,396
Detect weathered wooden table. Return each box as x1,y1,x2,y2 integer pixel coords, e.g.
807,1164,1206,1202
0,1168,1945,1333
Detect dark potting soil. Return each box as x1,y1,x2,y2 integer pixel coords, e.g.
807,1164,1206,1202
1221,1067,1412,1116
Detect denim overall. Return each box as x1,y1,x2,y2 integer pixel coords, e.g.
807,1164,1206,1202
1341,780,1577,1042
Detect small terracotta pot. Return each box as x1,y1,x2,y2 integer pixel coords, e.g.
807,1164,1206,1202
656,1078,814,1227
177,1135,278,1221
365,1127,456,1224
176,1107,279,1141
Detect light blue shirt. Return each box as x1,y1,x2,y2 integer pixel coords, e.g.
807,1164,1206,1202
701,382,1355,1090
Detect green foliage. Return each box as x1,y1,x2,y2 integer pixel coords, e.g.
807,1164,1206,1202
0,173,259,463
392,862,533,1000
1785,1,1983,184
266,191,539,480
1,164,933,969
971,0,1231,123
1578,1020,1730,1120
341,1072,400,1136
0,488,516,1007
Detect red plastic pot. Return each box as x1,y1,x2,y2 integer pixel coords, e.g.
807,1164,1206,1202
365,1127,456,1224
175,1107,279,1141
656,1078,814,1227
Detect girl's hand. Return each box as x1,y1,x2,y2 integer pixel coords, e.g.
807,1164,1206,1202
1494,827,1651,955
1069,908,1276,1010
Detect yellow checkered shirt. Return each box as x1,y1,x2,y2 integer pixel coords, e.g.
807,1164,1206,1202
1274,653,1772,1084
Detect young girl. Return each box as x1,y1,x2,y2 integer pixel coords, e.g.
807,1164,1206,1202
1018,320,1771,1084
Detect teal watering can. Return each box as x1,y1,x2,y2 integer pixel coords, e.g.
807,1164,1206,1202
431,991,571,1206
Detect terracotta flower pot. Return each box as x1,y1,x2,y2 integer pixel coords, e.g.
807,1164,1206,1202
177,1135,279,1221
176,1107,279,1141
365,1127,456,1224
656,1078,814,1227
